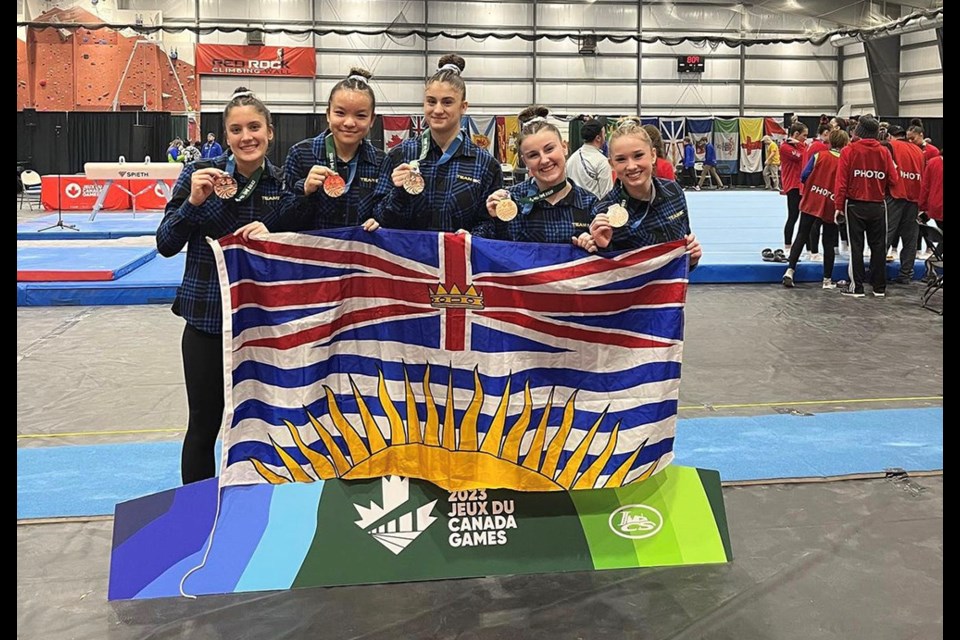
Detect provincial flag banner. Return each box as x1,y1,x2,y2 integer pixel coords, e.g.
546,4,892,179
739,118,764,173
210,229,689,492
686,118,714,162
713,117,740,175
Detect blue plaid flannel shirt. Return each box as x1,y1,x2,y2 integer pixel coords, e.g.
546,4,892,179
157,156,290,334
274,131,386,231
494,179,597,244
592,177,691,251
373,134,503,235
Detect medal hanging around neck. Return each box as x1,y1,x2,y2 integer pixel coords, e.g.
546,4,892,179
495,197,518,221
403,130,431,195
606,187,630,228
216,155,263,202
321,135,349,198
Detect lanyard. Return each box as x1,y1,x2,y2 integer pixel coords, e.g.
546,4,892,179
615,181,656,226
416,130,463,167
520,179,568,205
224,155,264,203
324,134,359,193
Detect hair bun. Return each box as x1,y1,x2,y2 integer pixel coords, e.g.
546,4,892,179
348,67,373,81
437,54,466,74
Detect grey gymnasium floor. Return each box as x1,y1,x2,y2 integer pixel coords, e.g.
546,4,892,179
17,204,942,640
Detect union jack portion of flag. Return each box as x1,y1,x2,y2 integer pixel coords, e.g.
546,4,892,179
212,228,689,491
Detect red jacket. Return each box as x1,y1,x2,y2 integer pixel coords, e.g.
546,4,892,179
833,138,899,210
918,155,943,221
800,150,841,222
655,157,676,181
779,139,806,193
888,138,925,203
922,142,940,163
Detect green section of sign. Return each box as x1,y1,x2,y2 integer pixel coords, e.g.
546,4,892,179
570,465,729,569
294,477,594,588
697,468,734,561
292,466,729,589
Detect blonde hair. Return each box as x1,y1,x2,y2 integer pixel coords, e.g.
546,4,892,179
609,120,653,150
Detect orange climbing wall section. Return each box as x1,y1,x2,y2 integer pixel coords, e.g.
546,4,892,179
20,6,198,112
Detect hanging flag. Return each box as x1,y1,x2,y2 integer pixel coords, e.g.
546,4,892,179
496,116,507,163
382,115,411,152
502,116,520,167
713,118,739,175
686,118,714,162
659,118,685,169
764,117,787,143
210,228,689,492
410,115,428,138
466,116,496,155
739,118,764,173
640,117,659,129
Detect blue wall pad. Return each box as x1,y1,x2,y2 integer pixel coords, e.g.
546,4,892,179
17,245,157,282
17,408,942,519
17,213,162,240
17,252,184,306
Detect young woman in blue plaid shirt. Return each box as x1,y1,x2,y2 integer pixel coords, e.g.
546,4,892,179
236,68,384,237
374,54,503,234
484,106,598,252
157,87,292,484
590,121,702,266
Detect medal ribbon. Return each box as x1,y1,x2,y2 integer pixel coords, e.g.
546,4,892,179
224,155,263,203
324,134,358,193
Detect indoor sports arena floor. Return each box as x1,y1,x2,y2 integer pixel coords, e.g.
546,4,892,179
16,196,942,640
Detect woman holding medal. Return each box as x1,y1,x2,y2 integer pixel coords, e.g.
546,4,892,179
484,106,598,251
589,120,702,266
157,86,291,485
373,54,503,234
235,68,384,238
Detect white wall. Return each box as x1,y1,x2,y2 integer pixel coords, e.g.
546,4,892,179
25,0,941,119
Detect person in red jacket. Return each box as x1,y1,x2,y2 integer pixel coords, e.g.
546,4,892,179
884,125,926,282
782,128,849,290
643,125,677,181
918,151,943,262
834,116,900,297
799,124,832,261
780,122,808,251
907,121,940,163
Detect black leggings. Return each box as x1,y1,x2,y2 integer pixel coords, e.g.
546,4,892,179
685,166,698,188
784,189,802,246
788,214,837,277
181,323,225,484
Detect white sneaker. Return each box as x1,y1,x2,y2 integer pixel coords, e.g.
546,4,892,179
782,268,795,288
822,278,836,289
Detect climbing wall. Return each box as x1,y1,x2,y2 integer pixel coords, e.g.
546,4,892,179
21,6,198,113
17,39,29,110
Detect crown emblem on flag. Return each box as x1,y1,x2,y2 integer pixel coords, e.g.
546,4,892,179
430,284,484,309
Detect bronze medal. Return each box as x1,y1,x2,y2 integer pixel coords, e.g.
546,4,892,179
495,198,518,222
607,204,629,228
214,174,238,199
323,174,346,198
403,171,425,195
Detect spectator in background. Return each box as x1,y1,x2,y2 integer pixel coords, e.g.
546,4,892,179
696,138,724,191
762,135,780,190
917,149,942,261
181,140,201,164
681,136,697,189
833,116,899,298
884,125,925,281
907,119,940,162
643,125,676,181
201,132,223,159
565,119,614,199
780,122,808,252
166,138,183,163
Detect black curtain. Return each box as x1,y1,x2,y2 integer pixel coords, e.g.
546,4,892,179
16,111,173,175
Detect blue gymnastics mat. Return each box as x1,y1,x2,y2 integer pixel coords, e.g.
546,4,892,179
14,192,929,306
16,408,942,519
16,213,162,240
17,245,157,282
17,252,183,306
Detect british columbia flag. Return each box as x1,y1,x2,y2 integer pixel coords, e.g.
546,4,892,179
212,228,689,491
